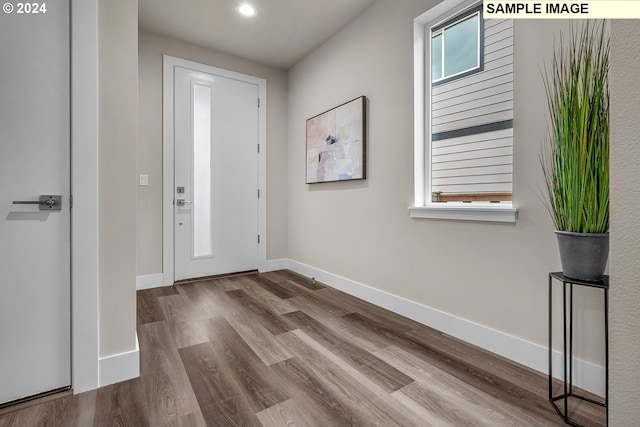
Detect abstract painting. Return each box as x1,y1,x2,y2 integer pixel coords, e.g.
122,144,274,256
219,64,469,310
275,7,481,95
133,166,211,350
306,96,366,184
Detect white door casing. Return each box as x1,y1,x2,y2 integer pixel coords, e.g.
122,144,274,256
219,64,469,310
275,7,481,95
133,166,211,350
70,0,100,394
0,1,71,403
163,57,267,283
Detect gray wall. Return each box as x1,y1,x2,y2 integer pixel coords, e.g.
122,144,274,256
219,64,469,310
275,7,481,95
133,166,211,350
610,20,640,425
287,0,604,364
137,30,289,276
98,0,138,356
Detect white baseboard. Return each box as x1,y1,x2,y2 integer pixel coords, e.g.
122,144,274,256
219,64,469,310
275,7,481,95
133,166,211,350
139,262,289,289
136,273,166,290
98,333,140,387
264,258,288,272
284,259,605,397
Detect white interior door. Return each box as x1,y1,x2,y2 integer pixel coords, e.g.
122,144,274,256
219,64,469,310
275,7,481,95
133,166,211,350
0,2,71,404
174,66,259,281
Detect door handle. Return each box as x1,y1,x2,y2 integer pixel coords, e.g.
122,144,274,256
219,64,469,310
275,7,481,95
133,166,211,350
13,195,62,211
176,199,193,207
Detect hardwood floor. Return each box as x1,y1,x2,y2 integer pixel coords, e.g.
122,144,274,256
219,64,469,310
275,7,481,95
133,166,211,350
0,270,606,426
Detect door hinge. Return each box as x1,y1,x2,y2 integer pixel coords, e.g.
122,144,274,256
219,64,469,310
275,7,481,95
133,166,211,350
258,189,261,199
69,195,73,209
258,234,261,244
258,98,261,108
257,144,260,153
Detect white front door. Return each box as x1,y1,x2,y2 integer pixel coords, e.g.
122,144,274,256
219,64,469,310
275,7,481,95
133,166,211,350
173,65,259,281
0,1,71,404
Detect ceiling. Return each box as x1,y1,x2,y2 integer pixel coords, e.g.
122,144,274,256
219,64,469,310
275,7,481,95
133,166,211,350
138,0,378,70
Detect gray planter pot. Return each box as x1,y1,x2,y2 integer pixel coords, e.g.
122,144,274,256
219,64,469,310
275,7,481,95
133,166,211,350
555,231,609,282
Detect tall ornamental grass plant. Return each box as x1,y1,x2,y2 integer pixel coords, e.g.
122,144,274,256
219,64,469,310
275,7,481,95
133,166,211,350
542,22,609,234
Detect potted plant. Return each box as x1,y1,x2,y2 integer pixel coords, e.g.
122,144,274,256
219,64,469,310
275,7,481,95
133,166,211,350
542,22,610,282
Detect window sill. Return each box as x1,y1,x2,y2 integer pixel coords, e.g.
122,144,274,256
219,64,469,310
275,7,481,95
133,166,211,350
409,204,519,223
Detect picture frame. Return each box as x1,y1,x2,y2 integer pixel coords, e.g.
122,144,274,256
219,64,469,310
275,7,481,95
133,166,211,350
306,96,366,184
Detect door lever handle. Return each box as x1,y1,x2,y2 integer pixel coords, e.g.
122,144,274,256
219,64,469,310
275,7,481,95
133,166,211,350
13,195,62,211
176,199,193,207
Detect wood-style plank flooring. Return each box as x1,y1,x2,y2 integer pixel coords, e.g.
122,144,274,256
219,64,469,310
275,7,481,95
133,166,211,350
0,270,606,426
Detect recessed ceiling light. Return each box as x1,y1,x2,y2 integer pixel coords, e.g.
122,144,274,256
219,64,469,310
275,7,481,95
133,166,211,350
238,4,256,17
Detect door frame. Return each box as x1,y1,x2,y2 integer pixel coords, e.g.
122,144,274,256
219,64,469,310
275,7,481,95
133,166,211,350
162,56,267,285
70,0,99,393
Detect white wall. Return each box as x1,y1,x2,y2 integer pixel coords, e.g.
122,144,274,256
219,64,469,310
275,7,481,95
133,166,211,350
137,29,288,276
98,0,138,356
287,0,604,366
610,20,640,425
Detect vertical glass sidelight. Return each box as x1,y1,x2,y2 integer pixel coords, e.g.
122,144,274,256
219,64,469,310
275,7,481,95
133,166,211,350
192,83,213,257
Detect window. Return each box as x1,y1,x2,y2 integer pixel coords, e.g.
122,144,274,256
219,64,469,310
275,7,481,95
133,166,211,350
192,83,213,258
431,10,481,83
411,0,517,223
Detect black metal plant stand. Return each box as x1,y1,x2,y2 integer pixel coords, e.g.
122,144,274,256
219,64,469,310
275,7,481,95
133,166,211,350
548,272,608,427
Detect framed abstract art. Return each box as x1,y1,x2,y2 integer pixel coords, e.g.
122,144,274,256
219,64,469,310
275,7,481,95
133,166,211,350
306,96,366,184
